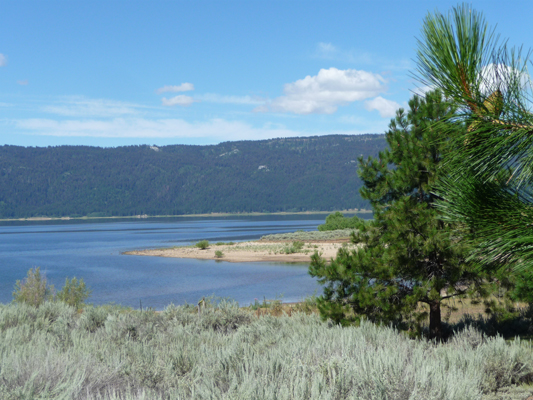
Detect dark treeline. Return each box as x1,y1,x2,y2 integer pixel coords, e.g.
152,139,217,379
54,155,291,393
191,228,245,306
0,134,386,218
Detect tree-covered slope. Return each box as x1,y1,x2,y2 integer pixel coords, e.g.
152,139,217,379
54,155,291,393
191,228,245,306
0,134,385,218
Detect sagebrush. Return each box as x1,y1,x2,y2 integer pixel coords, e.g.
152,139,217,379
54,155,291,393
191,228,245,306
0,300,532,399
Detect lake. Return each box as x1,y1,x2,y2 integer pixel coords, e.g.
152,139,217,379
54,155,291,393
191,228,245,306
0,214,368,310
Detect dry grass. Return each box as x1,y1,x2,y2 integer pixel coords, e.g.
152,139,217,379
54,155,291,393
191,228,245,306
251,294,529,334
416,296,528,324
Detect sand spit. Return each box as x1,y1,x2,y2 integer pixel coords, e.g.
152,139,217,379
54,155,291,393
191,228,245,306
124,240,356,263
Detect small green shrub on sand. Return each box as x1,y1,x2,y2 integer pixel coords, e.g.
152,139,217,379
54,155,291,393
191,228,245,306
292,240,304,251
283,240,305,254
214,250,224,258
195,240,209,250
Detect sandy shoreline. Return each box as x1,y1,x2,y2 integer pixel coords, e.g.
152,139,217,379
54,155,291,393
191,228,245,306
124,240,355,263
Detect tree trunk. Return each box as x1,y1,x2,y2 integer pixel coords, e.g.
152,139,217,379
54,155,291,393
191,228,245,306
429,301,442,341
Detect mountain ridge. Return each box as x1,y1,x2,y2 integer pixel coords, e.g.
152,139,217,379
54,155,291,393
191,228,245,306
0,134,386,218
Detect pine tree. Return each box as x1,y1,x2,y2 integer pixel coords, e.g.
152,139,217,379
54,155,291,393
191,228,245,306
415,5,533,280
309,90,499,340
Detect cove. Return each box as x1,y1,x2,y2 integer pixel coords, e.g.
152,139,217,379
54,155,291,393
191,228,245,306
0,214,369,309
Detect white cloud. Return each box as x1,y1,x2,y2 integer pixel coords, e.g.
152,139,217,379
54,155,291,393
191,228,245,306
156,83,194,94
412,84,434,97
14,117,303,140
42,97,142,117
314,42,373,64
364,96,400,118
479,63,531,96
161,95,196,107
13,116,389,141
413,64,531,99
314,42,411,72
196,93,264,105
257,68,386,114
315,42,338,57
17,80,28,85
338,115,368,125
0,54,6,67
314,42,376,66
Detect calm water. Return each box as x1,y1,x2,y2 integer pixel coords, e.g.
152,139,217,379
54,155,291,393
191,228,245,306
0,214,368,310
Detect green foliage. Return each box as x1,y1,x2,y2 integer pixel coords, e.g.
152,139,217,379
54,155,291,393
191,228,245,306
13,269,92,309
510,271,533,303
310,90,504,340
56,277,91,308
449,304,533,340
292,240,304,251
195,240,209,250
415,5,533,277
261,229,355,241
293,293,319,314
214,250,224,258
282,240,305,254
0,135,388,218
12,267,55,307
0,300,532,399
248,296,283,311
318,211,361,231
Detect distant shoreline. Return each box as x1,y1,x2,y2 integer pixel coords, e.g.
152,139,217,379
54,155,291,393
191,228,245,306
0,209,371,223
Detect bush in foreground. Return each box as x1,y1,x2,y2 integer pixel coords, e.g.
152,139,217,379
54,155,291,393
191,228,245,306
0,300,532,399
57,277,92,308
13,268,91,309
12,267,55,307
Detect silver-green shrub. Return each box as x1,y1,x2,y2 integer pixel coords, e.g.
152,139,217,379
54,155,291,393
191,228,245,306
261,229,354,241
0,300,532,399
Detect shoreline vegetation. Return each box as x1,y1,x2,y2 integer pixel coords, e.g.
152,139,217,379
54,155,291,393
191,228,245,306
0,208,371,223
5,232,533,399
124,229,357,263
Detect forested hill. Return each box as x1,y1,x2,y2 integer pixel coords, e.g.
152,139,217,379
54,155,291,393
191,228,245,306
0,134,386,218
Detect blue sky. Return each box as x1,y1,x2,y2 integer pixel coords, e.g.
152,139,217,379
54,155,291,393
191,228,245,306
1,0,531,147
